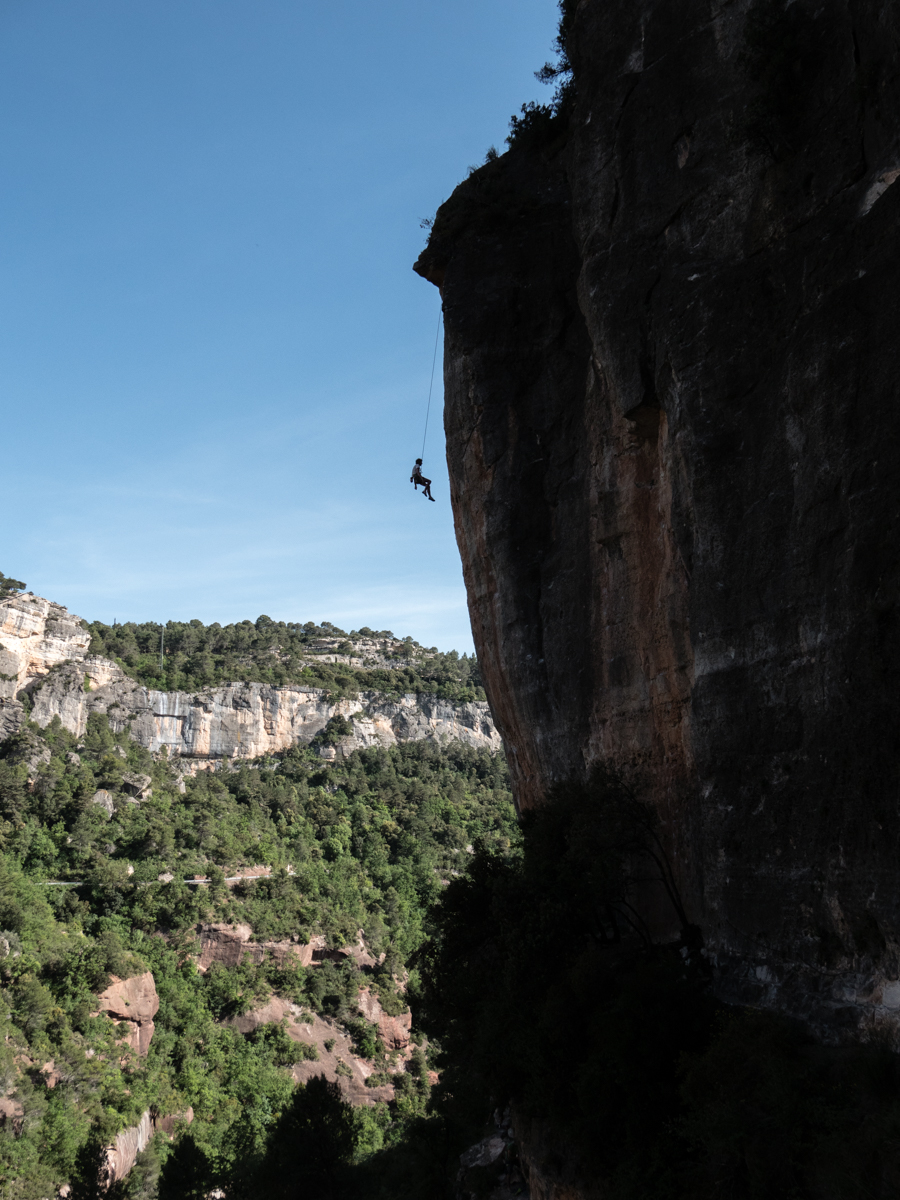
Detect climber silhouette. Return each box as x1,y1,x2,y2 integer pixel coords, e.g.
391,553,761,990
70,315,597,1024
411,459,435,501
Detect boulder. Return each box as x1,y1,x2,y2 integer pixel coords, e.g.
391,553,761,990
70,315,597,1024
0,933,22,960
340,930,382,970
0,700,24,742
40,1060,59,1088
223,995,294,1036
121,771,152,801
460,1136,506,1172
91,790,115,817
0,1097,23,1130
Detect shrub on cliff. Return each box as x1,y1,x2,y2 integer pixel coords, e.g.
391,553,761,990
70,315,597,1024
506,0,575,150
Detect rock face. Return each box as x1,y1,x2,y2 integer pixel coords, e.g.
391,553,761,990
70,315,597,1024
288,1012,399,1105
0,593,90,694
196,923,317,972
0,594,500,761
416,0,900,1038
220,995,400,1105
3,729,52,781
195,923,381,974
0,593,91,739
104,1107,193,1185
358,986,412,1051
30,661,499,761
95,972,160,1057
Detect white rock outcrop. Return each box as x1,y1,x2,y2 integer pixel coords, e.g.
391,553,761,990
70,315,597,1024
0,593,91,737
0,593,91,693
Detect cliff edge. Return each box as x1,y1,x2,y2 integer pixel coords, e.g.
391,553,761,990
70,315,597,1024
416,0,900,1035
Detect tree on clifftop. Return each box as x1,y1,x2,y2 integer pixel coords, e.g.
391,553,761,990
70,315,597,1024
0,572,25,601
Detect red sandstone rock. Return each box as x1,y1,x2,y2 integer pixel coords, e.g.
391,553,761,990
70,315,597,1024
357,987,412,1051
153,1106,194,1137
105,1111,152,1185
219,994,396,1106
195,923,314,972
96,971,159,1057
339,930,382,969
223,995,294,1035
195,923,381,975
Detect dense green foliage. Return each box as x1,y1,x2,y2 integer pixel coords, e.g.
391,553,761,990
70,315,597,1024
0,712,514,1198
86,617,484,702
0,574,25,604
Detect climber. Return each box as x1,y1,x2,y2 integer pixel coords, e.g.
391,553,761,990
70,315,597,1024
411,459,435,501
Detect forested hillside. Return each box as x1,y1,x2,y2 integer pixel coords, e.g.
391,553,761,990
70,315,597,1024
86,619,484,703
0,709,515,1198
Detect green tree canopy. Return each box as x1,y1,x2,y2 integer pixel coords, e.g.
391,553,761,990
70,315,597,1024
0,572,25,601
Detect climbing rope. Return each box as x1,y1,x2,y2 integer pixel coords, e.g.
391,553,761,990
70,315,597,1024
421,307,442,461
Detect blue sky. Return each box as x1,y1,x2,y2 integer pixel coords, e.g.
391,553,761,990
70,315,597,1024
1,0,558,652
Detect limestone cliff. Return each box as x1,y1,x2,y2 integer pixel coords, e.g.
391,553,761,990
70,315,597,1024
416,0,900,1037
0,594,90,734
0,594,499,761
